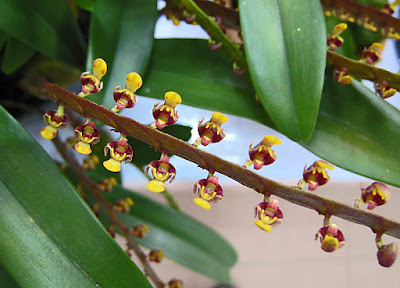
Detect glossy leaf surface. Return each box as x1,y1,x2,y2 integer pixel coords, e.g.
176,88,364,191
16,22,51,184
140,39,274,127
87,0,157,107
303,77,400,187
98,186,237,283
239,0,326,141
0,106,151,288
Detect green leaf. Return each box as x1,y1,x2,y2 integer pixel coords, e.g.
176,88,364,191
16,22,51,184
0,106,152,288
239,0,326,141
0,263,20,288
75,0,94,11
1,37,35,74
303,75,400,187
87,0,157,107
0,0,84,67
98,186,237,283
128,124,192,168
140,39,274,128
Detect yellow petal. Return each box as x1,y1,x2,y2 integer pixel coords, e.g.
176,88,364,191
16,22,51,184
255,220,272,232
75,141,92,155
211,112,228,125
103,158,121,172
40,125,57,140
193,198,211,210
146,179,165,193
164,91,182,108
126,72,143,92
93,58,107,79
333,23,347,35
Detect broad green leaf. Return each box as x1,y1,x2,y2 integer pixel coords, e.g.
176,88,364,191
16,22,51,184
98,186,237,283
303,76,400,187
128,124,192,168
0,30,6,51
75,0,94,11
87,0,157,107
0,263,20,288
239,0,326,141
140,39,274,128
0,106,152,288
1,37,35,74
0,0,84,68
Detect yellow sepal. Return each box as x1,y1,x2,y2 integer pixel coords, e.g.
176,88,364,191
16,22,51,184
316,160,334,170
262,135,281,146
194,198,211,210
126,72,143,92
93,58,107,79
255,220,272,232
103,158,121,172
75,141,92,155
146,179,165,193
40,125,57,140
164,91,182,108
211,112,228,125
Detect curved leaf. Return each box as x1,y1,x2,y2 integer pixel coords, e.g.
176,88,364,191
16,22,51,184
239,0,326,141
303,76,400,187
98,186,237,283
0,263,20,288
0,0,84,67
1,38,35,74
140,39,274,128
0,106,151,288
87,0,157,107
75,0,94,11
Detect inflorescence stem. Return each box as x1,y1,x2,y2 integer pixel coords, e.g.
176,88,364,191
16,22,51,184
45,82,400,240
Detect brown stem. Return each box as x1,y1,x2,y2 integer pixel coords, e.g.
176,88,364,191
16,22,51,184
52,137,165,288
327,51,400,90
45,82,400,240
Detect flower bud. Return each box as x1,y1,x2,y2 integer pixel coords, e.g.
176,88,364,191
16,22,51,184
377,243,398,267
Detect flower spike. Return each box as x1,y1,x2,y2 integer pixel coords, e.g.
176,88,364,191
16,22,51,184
103,136,133,172
297,160,334,191
145,154,176,193
254,198,283,232
354,182,391,210
151,91,182,130
193,173,223,210
193,112,228,147
243,135,281,170
40,106,68,140
80,58,107,96
74,120,100,155
112,72,142,112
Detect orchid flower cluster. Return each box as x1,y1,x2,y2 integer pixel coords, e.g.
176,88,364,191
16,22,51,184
327,23,397,99
40,58,397,268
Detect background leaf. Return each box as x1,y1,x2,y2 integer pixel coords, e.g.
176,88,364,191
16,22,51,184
140,39,274,127
303,75,400,187
128,124,192,168
1,38,35,74
239,0,326,141
0,105,152,288
0,0,84,68
86,0,157,107
74,0,94,11
97,186,237,283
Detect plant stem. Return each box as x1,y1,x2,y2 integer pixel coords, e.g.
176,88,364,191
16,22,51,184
53,137,165,288
170,0,247,70
45,82,400,240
